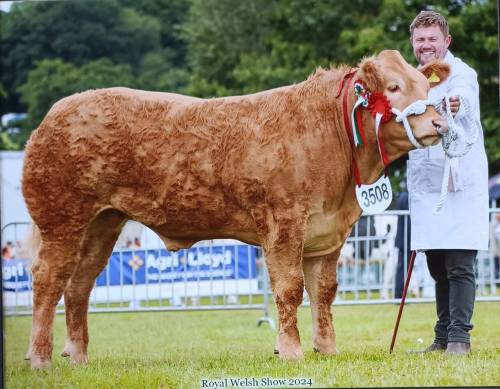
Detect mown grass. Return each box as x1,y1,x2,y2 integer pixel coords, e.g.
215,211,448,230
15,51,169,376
4,302,500,388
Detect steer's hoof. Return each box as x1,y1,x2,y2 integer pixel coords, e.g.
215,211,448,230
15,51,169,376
273,348,279,355
313,344,337,355
61,340,88,364
278,347,304,361
70,353,89,365
30,355,51,370
24,352,31,361
61,349,70,357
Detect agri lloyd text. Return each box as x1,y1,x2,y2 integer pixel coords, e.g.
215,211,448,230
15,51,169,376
146,250,233,271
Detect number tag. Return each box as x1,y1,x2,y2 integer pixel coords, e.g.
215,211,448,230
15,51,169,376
355,174,393,214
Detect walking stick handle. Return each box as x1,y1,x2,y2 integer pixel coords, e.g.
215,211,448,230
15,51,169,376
389,250,417,353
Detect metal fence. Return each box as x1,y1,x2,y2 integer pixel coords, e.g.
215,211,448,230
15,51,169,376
2,208,500,319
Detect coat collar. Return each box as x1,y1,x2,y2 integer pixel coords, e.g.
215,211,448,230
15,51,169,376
443,50,454,64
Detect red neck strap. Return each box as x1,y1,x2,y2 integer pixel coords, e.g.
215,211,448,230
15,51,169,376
338,71,392,185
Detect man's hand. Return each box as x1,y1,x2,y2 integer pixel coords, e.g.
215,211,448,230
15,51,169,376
432,116,448,134
442,95,460,117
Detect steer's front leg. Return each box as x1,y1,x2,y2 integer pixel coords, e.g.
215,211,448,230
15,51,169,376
267,249,304,360
303,251,339,355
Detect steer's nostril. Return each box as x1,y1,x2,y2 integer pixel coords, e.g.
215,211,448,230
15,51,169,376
432,119,448,134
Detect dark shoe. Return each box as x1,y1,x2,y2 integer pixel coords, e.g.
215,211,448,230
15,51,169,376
409,342,447,354
445,342,470,355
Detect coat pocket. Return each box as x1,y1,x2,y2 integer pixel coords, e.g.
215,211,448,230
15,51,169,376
408,158,444,194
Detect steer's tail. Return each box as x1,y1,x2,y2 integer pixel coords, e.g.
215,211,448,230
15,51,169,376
24,223,42,263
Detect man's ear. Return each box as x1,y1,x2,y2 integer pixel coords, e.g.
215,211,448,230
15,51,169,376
357,56,384,92
419,60,450,87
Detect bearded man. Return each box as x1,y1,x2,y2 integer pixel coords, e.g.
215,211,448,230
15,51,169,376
408,10,489,355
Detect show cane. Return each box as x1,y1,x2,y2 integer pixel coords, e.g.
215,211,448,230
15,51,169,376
389,250,417,353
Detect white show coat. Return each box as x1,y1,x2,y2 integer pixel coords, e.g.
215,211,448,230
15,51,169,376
407,50,489,251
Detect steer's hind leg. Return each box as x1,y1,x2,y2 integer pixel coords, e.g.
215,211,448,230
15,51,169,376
61,209,127,364
263,216,307,361
29,237,81,369
303,250,339,355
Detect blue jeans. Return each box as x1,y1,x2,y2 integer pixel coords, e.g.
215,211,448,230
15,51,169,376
426,249,477,344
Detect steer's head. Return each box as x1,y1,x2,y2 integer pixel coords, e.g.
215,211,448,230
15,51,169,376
357,50,450,160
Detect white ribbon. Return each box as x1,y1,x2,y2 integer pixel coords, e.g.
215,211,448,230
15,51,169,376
351,96,366,146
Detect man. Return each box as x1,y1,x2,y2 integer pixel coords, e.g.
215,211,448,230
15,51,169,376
408,11,489,355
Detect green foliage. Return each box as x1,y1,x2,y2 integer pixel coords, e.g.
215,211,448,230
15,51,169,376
0,0,161,111
232,39,322,94
137,49,189,92
17,59,79,133
182,0,275,96
0,132,19,150
451,0,499,173
118,0,189,66
0,82,7,101
18,58,136,133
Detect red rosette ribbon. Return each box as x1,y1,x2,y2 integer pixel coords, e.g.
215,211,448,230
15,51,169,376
368,92,392,123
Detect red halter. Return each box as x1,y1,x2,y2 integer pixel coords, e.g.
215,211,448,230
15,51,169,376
336,69,362,186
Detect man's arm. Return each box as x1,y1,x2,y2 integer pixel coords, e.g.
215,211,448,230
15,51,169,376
442,63,479,119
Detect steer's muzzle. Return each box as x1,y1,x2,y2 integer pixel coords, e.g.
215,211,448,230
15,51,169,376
410,109,447,147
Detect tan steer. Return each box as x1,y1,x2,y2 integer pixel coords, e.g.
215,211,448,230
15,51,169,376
22,50,449,368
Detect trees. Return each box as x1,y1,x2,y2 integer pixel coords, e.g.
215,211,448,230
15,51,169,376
0,0,498,174
450,0,500,172
1,0,161,112
18,59,136,131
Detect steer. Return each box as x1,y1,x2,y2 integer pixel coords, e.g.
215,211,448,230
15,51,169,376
22,50,449,368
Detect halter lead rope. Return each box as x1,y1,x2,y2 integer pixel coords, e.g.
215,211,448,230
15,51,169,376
432,94,479,213
392,94,479,213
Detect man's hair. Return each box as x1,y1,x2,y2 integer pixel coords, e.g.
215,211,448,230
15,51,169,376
410,10,449,38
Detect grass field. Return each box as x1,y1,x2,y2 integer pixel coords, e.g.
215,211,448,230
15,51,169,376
4,302,500,388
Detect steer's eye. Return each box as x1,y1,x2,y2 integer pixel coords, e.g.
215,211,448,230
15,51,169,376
388,85,400,93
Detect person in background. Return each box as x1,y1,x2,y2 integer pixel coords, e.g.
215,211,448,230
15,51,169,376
1,241,14,261
407,10,489,355
489,213,500,285
349,215,377,262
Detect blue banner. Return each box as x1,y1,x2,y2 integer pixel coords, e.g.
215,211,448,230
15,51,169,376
2,245,259,291
2,258,31,291
95,245,259,287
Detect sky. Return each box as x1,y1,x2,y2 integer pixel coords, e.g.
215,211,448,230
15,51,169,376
0,1,16,12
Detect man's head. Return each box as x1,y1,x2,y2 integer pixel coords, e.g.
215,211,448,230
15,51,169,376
410,11,451,66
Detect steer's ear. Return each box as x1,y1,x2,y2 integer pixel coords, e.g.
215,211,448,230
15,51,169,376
419,60,450,87
357,56,384,92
